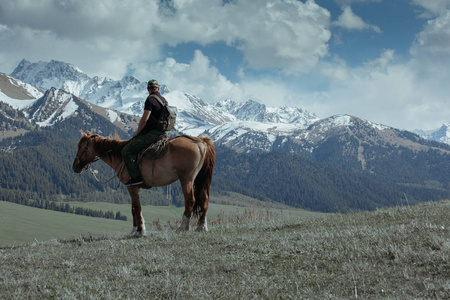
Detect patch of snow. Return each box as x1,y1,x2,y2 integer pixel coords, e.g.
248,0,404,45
0,90,37,109
7,77,43,99
368,120,389,131
60,98,78,119
106,109,119,123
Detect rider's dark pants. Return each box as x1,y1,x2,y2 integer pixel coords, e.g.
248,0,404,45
121,129,163,178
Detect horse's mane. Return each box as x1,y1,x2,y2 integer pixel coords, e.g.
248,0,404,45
88,134,129,160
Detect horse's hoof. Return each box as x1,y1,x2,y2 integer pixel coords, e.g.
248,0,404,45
176,227,188,233
130,227,138,236
195,226,208,232
137,231,147,237
131,230,146,238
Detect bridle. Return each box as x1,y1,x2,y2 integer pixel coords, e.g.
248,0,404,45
75,136,122,186
75,138,99,171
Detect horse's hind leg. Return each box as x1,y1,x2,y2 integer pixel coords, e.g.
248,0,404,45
196,189,209,232
127,186,146,237
177,180,195,232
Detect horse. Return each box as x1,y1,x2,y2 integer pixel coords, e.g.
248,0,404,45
72,130,215,236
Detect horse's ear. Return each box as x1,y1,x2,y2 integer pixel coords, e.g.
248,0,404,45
113,130,121,140
86,130,91,136
80,129,85,136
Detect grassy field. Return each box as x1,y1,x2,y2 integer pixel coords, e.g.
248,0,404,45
0,200,448,299
0,199,319,246
0,201,129,247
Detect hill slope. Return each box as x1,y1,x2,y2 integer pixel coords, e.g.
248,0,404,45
0,200,318,247
0,201,128,247
1,200,448,299
2,67,450,211
1,108,449,212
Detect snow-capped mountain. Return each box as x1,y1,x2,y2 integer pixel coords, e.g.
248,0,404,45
294,114,450,162
2,65,450,203
11,59,148,115
0,72,139,135
215,99,317,125
8,59,320,146
0,71,43,104
414,123,450,145
24,87,79,127
11,59,90,97
6,59,450,154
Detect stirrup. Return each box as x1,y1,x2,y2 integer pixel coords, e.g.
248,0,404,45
125,177,143,186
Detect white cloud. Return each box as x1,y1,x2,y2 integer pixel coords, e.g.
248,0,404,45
300,1,450,131
133,50,300,109
0,24,160,80
157,0,332,74
306,37,450,131
335,0,382,5
134,50,243,102
0,0,332,76
412,0,450,17
333,6,381,33
1,0,450,132
0,0,159,40
411,10,450,63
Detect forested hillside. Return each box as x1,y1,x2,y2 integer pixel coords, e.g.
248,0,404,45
0,100,172,207
0,102,31,130
213,147,416,212
1,126,405,212
1,96,449,212
1,120,449,212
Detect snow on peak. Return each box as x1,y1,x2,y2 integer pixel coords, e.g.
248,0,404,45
214,99,238,111
25,88,79,127
213,99,318,126
416,122,450,145
312,114,389,132
233,100,266,122
10,59,91,97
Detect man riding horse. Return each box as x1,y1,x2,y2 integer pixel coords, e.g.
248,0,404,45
122,79,166,186
73,79,215,234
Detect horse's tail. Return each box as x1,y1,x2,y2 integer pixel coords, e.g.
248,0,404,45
192,137,215,217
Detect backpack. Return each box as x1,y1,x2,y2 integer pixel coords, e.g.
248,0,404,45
150,94,177,131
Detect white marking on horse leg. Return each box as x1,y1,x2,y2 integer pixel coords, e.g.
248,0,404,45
140,213,147,236
196,216,208,232
177,215,190,232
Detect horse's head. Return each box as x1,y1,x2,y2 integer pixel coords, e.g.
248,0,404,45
72,130,98,173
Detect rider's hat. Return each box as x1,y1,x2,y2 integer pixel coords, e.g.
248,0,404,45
147,79,159,89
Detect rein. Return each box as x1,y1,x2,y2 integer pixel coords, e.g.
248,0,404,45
86,162,120,185
77,137,123,187
83,154,125,188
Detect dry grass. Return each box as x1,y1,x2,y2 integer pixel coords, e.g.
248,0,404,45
1,201,449,299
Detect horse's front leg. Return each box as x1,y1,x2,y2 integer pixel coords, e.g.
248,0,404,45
127,186,146,237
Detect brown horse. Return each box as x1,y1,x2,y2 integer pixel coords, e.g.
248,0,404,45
72,130,215,236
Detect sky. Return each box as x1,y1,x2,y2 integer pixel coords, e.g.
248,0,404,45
1,0,450,131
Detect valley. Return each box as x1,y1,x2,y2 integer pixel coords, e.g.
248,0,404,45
1,59,449,217
0,198,319,247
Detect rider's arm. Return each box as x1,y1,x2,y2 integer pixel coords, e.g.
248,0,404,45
133,110,151,137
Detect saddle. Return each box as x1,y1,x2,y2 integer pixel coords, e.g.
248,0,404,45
137,134,169,162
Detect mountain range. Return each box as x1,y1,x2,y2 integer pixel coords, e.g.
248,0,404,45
414,124,450,146
9,59,450,149
1,59,450,212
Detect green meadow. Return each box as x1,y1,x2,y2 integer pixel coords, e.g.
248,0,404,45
1,200,448,299
0,196,319,247
0,201,128,247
